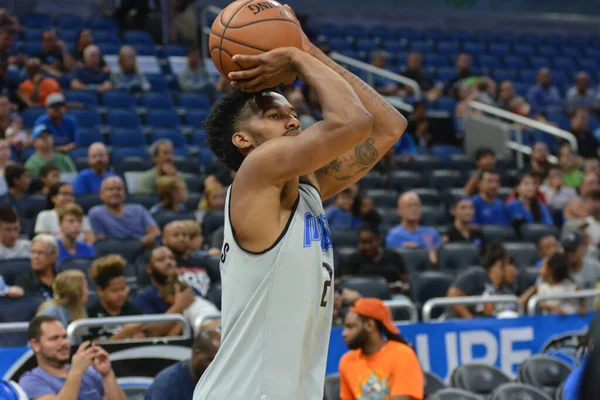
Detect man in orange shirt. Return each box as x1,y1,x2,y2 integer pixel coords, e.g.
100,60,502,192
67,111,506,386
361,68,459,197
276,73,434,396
16,58,61,107
339,298,423,400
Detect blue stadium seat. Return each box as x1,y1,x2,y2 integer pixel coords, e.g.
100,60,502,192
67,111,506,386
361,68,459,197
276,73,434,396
520,224,558,244
150,129,186,148
21,195,46,220
338,276,391,300
492,69,517,82
433,97,456,113
389,171,422,191
358,173,385,190
113,157,152,175
58,257,95,287
139,92,174,109
566,35,587,47
554,57,576,74
97,43,120,55
410,40,433,53
514,44,535,57
93,31,121,44
547,114,570,131
436,67,455,82
343,25,368,39
481,225,517,243
410,155,441,171
503,55,527,69
477,55,501,69
423,29,445,41
0,258,31,285
94,238,144,263
463,42,485,56
57,30,79,43
22,42,42,57
519,69,537,84
64,90,99,107
164,44,187,57
177,93,211,110
436,41,459,56
146,75,169,92
396,28,420,41
127,194,158,209
109,128,146,147
146,110,180,128
552,71,567,87
69,109,102,128
538,45,557,58
75,194,103,212
529,56,553,69
355,39,378,52
316,24,341,38
111,148,150,161
448,154,475,170
55,14,84,30
561,46,581,58
489,43,510,56
87,16,119,31
22,13,52,28
202,211,225,237
430,169,464,190
190,129,208,147
68,148,88,159
185,110,209,126
102,91,136,109
473,30,494,43
544,34,565,46
521,34,542,46
124,30,154,46
497,33,519,44
23,29,44,42
106,110,142,128
76,128,104,147
381,40,407,53
413,188,441,206
424,54,448,68
578,58,598,74
21,107,45,128
449,30,472,42
370,26,395,41
134,44,157,56
327,38,352,52
366,189,398,208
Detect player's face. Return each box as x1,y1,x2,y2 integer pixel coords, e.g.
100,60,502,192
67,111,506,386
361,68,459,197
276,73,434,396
242,92,301,147
342,312,369,350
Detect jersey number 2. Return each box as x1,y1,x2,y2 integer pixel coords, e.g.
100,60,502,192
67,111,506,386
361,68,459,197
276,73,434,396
320,263,333,307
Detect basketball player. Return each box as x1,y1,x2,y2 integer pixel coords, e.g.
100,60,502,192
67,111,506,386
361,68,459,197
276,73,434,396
193,9,407,400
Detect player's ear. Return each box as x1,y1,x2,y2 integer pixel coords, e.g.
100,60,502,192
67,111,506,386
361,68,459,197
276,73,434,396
232,131,253,150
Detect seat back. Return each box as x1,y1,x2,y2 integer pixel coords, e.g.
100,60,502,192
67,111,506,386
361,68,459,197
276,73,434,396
202,211,225,238
490,382,552,400
58,257,96,288
390,248,432,275
450,363,511,395
438,243,480,272
331,229,358,248
521,224,558,243
504,242,539,268
94,238,144,264
323,373,341,400
0,258,31,285
339,276,391,300
411,271,453,306
431,388,482,400
424,371,447,397
154,211,196,230
481,225,517,243
517,356,571,397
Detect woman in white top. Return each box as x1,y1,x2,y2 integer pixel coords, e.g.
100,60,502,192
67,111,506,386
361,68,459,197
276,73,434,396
34,182,94,243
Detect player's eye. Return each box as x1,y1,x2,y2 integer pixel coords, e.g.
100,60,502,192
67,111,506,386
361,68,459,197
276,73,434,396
269,113,280,119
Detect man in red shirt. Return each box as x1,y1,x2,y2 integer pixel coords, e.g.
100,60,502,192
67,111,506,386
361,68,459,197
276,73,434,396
340,298,423,400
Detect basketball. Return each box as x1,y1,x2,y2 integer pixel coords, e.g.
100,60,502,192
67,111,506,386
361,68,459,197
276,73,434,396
209,0,303,79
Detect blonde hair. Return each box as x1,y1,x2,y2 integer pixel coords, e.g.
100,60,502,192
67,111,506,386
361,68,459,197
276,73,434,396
38,270,87,322
57,203,84,222
32,233,58,257
199,183,224,211
118,45,138,73
181,220,201,238
156,176,184,210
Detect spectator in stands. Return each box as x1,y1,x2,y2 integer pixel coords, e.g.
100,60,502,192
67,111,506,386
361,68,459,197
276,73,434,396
25,125,76,177
16,58,61,108
563,219,598,260
37,163,60,196
73,142,116,196
149,176,188,215
136,139,183,194
446,197,482,247
35,29,74,78
71,29,108,70
446,53,473,98
406,101,432,149
527,68,563,116
0,272,23,298
564,196,590,222
585,189,600,247
145,329,221,399
33,93,78,153
35,182,93,243
571,109,600,159
538,253,583,315
0,207,30,259
386,191,441,265
136,246,196,336
528,142,550,177
369,51,398,96
584,159,600,179
0,139,9,196
562,230,600,307
559,144,584,188
566,72,598,114
19,315,126,400
340,223,409,294
507,172,553,226
177,47,216,93
536,235,559,267
37,269,88,328
326,189,355,229
89,176,159,247
339,298,423,400
70,45,112,93
447,241,516,318
56,204,95,263
4,115,31,152
87,255,145,341
0,52,16,100
563,313,600,399
0,95,18,140
196,182,225,224
16,234,56,300
496,80,516,110
400,52,436,98
580,172,599,198
463,147,496,196
110,45,151,92
181,220,207,257
471,169,509,226
5,163,30,212
286,89,317,128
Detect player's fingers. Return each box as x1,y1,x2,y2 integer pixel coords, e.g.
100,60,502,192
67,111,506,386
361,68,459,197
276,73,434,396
228,67,261,81
232,54,261,68
283,4,296,17
234,76,264,92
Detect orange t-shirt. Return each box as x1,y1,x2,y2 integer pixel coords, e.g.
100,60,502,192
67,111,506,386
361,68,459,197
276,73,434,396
18,78,61,106
339,341,424,400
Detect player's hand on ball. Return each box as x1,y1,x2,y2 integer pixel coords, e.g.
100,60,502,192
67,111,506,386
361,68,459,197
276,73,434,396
229,47,299,93
283,4,314,54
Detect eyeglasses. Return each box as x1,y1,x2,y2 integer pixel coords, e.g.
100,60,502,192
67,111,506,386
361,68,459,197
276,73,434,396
58,191,74,196
31,250,51,256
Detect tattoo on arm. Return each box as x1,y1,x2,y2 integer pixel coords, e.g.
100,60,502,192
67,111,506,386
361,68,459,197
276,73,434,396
319,138,379,181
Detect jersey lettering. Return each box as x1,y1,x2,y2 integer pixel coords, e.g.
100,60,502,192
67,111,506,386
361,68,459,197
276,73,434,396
303,212,332,251
320,262,333,307
220,242,230,263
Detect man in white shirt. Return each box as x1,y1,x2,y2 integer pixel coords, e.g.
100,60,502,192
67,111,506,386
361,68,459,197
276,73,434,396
0,206,31,259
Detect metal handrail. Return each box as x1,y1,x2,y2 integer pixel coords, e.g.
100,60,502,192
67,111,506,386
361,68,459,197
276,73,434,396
467,101,578,152
0,322,29,333
193,313,222,335
66,314,191,343
527,289,600,315
383,299,418,324
197,5,421,102
422,295,522,322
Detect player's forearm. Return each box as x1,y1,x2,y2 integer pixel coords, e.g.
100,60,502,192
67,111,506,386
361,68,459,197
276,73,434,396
309,46,407,140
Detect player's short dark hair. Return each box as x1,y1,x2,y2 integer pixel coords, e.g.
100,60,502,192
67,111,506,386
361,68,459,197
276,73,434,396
5,164,26,188
482,240,507,270
475,147,495,162
0,206,17,224
39,163,59,179
205,88,279,171
28,315,60,341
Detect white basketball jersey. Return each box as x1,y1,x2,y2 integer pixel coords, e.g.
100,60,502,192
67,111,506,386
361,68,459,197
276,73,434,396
193,182,335,400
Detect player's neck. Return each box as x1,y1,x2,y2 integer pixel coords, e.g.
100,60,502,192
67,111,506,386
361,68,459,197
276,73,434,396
362,336,386,356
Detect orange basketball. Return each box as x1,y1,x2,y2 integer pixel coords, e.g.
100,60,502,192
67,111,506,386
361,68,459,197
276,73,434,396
209,0,303,79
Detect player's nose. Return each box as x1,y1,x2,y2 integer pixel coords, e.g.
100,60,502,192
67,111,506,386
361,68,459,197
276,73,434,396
286,115,300,130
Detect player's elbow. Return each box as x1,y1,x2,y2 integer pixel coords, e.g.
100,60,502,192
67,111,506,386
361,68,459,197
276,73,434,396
391,114,408,139
349,109,374,140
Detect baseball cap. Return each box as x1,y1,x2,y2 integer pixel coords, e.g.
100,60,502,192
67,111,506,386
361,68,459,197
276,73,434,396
32,124,50,140
350,298,399,335
45,92,66,107
563,218,589,234
561,230,586,251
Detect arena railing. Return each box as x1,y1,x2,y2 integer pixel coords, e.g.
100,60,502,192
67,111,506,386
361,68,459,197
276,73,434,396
527,289,600,315
193,313,222,336
198,5,422,104
66,314,192,343
0,322,29,334
383,299,419,324
422,295,523,322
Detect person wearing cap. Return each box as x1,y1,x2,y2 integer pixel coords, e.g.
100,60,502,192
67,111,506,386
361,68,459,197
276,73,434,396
562,229,600,310
24,124,76,177
562,218,598,260
33,93,78,153
339,298,423,400
563,313,600,399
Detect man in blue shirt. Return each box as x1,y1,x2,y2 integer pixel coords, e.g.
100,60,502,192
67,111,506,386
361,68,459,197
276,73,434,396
145,329,221,400
471,169,509,226
33,92,78,153
385,191,441,265
526,67,563,116
70,45,112,93
73,142,117,196
19,315,126,400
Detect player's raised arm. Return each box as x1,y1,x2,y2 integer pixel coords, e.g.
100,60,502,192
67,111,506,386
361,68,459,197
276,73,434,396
228,47,373,187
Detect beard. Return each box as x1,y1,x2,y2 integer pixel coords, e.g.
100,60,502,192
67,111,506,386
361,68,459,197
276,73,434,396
346,329,369,350
150,268,169,285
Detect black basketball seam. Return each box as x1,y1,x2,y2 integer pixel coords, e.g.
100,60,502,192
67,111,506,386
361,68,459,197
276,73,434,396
218,0,257,76
225,18,299,29
209,30,270,52
219,47,244,70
